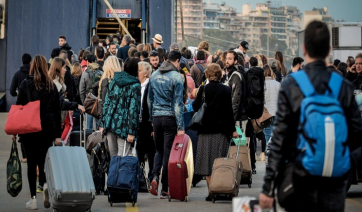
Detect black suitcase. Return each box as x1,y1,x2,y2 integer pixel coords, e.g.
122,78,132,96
69,114,93,146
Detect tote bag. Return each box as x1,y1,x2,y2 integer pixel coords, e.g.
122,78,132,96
5,81,42,135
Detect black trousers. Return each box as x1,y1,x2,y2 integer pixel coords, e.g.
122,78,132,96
136,130,156,181
285,175,347,212
22,135,52,197
19,138,27,159
152,116,177,192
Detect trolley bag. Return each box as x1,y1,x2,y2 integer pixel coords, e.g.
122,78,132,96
69,114,93,147
107,140,140,207
209,139,242,203
184,111,203,187
229,145,252,187
45,145,96,212
168,134,194,202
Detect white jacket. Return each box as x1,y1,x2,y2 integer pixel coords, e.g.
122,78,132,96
264,77,281,116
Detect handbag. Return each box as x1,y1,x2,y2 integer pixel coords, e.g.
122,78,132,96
251,107,273,133
5,81,42,135
188,85,207,131
84,92,103,119
7,140,22,197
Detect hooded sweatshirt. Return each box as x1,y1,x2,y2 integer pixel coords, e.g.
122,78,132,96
79,62,102,104
100,71,141,139
10,64,31,97
148,61,185,131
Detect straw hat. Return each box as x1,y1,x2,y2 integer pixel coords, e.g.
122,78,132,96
152,34,163,44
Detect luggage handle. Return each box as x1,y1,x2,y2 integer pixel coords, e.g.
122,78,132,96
122,139,137,157
227,136,241,160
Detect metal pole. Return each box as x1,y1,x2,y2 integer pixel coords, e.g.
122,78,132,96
179,0,185,47
103,0,133,38
267,1,271,57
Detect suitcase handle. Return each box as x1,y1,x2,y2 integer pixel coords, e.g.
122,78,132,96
227,136,241,160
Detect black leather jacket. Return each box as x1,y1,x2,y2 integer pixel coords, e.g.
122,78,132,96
262,60,362,197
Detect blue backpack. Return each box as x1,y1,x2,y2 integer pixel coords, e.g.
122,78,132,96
291,71,350,177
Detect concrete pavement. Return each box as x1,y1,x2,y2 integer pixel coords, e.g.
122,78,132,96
0,113,362,211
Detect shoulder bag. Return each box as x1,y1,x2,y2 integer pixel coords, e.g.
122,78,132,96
84,92,103,119
188,85,207,131
251,107,273,133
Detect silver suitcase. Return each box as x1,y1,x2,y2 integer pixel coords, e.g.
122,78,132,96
45,146,96,212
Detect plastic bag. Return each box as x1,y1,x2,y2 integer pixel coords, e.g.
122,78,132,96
233,126,247,146
7,140,22,197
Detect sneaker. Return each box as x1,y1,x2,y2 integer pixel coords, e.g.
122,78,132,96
160,191,170,199
150,176,159,196
43,188,50,209
36,185,43,193
252,169,257,175
26,196,37,210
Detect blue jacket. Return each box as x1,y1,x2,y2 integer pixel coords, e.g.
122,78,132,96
117,45,130,61
148,61,185,131
100,71,141,139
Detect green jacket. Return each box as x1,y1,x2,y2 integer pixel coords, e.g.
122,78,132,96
100,71,141,139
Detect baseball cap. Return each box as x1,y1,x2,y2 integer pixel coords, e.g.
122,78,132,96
240,41,249,50
85,54,97,63
170,43,180,51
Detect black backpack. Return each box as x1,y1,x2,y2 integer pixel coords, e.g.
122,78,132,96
245,67,265,119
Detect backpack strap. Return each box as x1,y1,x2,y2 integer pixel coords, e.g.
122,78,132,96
291,71,315,97
328,72,343,99
196,64,205,72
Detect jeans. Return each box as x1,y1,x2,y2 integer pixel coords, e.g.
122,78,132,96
152,116,177,192
263,116,275,145
87,114,99,130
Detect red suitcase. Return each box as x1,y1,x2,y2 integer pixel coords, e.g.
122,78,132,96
168,134,194,202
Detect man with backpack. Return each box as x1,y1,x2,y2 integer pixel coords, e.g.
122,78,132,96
224,50,246,124
260,21,362,211
79,54,103,129
190,50,207,87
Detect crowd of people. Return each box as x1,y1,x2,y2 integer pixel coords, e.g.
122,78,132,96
8,20,362,211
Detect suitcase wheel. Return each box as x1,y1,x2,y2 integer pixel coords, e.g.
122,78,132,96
212,194,216,203
248,183,251,188
184,196,188,202
168,195,171,202
132,202,135,207
110,201,113,207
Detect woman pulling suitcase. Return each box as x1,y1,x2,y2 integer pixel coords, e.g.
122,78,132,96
13,55,61,210
192,64,238,201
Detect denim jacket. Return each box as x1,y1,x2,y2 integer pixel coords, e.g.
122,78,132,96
148,61,185,131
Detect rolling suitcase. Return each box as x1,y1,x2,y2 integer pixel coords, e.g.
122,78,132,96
168,134,194,202
229,145,253,187
107,141,140,207
45,145,96,212
69,114,93,147
209,140,242,203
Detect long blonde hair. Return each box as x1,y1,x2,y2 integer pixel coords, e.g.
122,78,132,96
98,56,122,96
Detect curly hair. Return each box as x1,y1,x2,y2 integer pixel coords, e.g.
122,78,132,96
205,63,222,82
